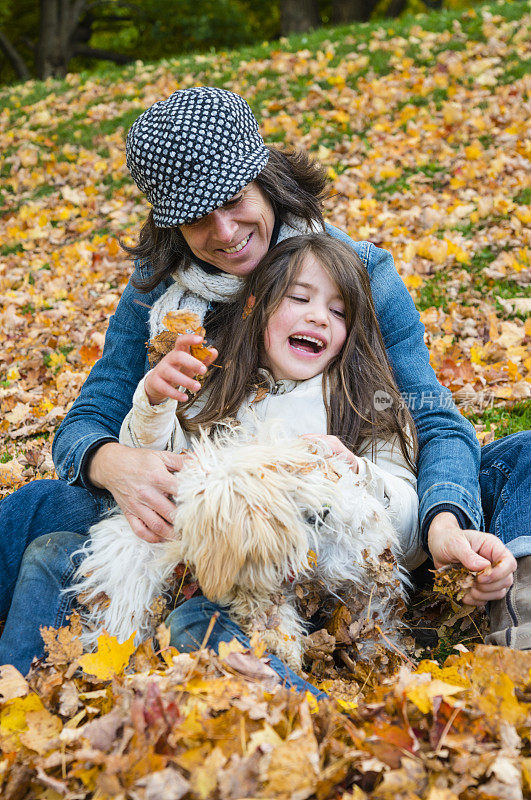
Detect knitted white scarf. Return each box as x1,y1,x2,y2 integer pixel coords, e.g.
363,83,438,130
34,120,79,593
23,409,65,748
149,216,318,337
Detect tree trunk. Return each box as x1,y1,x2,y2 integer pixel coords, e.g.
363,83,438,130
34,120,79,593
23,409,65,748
386,0,408,18
331,0,377,24
280,0,320,35
36,0,87,79
0,31,32,80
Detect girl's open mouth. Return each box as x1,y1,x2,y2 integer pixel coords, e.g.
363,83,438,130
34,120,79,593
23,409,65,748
288,335,326,355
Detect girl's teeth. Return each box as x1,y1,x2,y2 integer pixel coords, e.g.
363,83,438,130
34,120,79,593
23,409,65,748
222,234,250,253
294,336,324,347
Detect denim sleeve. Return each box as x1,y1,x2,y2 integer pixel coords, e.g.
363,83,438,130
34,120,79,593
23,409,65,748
324,223,483,536
52,263,162,489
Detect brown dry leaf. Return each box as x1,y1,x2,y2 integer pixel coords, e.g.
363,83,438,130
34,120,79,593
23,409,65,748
0,459,25,489
58,680,80,717
0,666,29,702
432,564,476,605
262,704,320,800
18,708,62,754
147,310,216,368
41,610,83,668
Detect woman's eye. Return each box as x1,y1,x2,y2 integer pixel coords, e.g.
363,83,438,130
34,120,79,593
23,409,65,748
332,308,346,318
225,194,243,207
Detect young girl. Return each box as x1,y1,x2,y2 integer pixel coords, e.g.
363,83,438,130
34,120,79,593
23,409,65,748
121,233,421,569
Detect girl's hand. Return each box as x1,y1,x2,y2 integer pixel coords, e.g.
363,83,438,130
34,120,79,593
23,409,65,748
144,333,217,405
301,434,358,473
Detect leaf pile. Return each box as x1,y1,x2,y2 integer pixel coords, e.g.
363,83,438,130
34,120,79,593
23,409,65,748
0,2,529,494
1,614,530,799
1,4,531,794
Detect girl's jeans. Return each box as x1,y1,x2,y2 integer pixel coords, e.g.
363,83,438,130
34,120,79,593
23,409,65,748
0,431,528,676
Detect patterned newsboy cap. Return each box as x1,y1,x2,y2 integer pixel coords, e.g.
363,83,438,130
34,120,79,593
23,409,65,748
126,86,269,227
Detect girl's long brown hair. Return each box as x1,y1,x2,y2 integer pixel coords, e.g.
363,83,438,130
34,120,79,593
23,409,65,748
180,234,417,469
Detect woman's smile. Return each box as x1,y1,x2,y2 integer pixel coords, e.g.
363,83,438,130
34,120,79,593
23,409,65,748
218,232,253,254
180,183,275,276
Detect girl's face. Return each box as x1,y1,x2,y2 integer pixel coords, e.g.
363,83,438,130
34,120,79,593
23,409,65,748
179,182,275,276
263,255,347,382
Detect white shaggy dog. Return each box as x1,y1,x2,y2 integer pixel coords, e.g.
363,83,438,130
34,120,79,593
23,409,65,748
70,429,408,670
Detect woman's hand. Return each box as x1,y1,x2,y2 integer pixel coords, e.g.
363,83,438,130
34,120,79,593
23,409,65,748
301,434,358,473
88,442,186,543
428,511,517,606
144,333,218,405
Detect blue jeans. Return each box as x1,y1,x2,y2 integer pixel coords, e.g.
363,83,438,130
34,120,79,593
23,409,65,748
166,596,326,698
479,431,530,558
0,432,529,675
0,527,324,697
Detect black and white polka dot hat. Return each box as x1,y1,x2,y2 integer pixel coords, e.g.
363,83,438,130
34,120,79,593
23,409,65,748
126,86,269,227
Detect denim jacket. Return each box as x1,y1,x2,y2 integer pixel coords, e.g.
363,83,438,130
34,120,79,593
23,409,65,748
52,223,483,539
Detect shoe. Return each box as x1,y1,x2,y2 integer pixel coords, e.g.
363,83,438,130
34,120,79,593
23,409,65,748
485,555,531,649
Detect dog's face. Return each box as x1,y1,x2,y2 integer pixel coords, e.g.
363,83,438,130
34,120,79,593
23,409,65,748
176,489,311,602
169,431,342,603
172,463,314,602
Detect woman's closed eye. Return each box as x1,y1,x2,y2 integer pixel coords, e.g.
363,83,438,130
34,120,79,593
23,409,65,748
331,307,345,319
223,193,244,208
181,194,244,229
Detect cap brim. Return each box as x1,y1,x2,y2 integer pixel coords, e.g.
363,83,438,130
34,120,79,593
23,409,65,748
152,148,270,228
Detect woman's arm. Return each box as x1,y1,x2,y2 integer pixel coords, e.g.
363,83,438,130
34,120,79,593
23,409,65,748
52,262,168,485
323,225,516,603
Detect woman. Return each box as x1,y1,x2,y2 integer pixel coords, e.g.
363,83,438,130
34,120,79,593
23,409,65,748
0,87,526,675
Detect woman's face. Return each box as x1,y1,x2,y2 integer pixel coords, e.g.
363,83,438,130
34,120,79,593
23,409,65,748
179,182,275,276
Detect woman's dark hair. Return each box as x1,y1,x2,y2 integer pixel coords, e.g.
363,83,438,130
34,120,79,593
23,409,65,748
180,233,417,469
123,146,328,293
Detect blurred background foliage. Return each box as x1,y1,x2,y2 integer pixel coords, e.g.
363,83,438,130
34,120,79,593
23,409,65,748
0,0,488,85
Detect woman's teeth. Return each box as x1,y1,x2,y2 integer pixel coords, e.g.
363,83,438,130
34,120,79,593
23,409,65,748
222,234,251,254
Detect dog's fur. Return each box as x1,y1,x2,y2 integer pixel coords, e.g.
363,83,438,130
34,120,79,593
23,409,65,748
70,428,408,670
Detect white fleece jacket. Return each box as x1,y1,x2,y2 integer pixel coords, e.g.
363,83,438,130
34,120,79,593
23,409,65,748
120,372,424,570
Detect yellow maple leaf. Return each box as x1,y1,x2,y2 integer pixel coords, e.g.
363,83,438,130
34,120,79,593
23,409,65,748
470,344,485,365
218,638,247,660
0,693,44,749
406,678,466,714
403,274,424,290
464,141,483,160
78,631,136,680
507,361,522,381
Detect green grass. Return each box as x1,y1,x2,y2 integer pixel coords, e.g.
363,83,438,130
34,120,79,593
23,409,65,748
514,187,531,205
417,272,453,312
465,400,531,439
